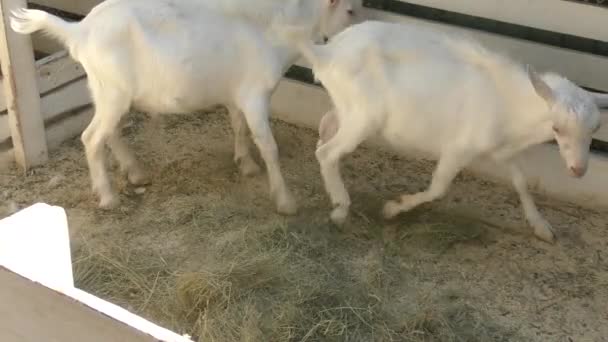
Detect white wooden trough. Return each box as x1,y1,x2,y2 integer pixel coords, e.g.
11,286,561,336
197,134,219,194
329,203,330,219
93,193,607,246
0,203,194,342
0,0,607,207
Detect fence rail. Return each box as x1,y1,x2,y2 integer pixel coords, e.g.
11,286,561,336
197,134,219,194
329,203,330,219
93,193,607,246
566,0,608,8
364,1,607,55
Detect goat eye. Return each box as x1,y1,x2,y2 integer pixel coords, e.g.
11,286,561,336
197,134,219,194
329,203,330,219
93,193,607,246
347,9,354,16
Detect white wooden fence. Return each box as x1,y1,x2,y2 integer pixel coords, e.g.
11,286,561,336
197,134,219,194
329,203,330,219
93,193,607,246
0,0,607,206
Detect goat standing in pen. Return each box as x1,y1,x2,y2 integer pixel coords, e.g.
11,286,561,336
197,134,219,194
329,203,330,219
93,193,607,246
287,21,608,243
9,0,359,213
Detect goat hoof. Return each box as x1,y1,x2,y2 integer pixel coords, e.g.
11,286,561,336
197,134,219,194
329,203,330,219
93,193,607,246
98,195,119,209
128,168,150,186
330,206,348,225
534,222,556,244
238,157,262,177
276,191,297,215
382,200,402,219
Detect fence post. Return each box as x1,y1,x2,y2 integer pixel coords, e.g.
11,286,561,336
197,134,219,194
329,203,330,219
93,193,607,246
0,0,48,171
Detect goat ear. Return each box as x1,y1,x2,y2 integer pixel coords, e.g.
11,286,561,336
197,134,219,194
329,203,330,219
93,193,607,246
527,65,555,105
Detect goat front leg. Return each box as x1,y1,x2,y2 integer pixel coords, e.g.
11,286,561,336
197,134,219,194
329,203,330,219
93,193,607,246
507,161,555,243
383,150,471,219
316,117,370,225
227,106,261,176
238,93,297,215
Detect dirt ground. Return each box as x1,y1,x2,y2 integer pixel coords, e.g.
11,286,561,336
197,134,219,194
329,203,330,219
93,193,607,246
1,110,607,341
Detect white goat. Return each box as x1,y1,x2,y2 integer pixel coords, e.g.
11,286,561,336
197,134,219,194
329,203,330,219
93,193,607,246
9,0,359,213
288,21,608,243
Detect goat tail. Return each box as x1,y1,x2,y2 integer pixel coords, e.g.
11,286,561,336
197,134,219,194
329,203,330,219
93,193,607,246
10,8,79,47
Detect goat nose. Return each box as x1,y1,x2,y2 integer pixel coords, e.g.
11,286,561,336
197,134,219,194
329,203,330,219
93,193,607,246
570,166,585,177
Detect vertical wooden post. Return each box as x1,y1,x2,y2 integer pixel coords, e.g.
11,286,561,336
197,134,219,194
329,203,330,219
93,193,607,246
0,0,48,170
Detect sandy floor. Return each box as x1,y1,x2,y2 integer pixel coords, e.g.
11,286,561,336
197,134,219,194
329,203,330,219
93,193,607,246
1,110,607,341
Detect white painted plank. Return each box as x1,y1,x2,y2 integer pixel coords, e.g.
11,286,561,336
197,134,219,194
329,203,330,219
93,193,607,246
44,106,92,149
40,77,91,120
270,79,332,127
270,79,608,210
0,106,93,168
32,31,64,54
0,146,14,169
401,0,608,42
0,77,91,142
35,51,85,92
0,52,87,141
0,116,10,142
0,0,48,169
0,50,86,112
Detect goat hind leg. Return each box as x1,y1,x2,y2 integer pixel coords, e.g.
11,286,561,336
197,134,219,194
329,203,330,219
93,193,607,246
238,94,296,215
107,131,149,185
228,106,261,176
317,109,339,149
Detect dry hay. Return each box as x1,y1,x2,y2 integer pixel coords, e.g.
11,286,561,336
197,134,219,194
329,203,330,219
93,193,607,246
71,219,515,342
1,110,608,341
